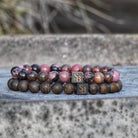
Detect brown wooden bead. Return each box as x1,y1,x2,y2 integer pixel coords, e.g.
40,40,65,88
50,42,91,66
27,71,37,81
18,80,29,92
7,78,14,90
52,82,63,94
38,71,48,82
64,82,74,94
18,70,28,80
40,82,51,94
89,83,99,95
104,72,113,83
11,80,19,91
99,83,110,94
29,81,40,93
115,80,122,92
110,82,118,93
94,72,104,84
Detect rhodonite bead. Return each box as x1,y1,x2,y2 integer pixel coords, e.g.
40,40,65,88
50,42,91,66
18,70,28,80
83,65,92,73
94,72,104,84
40,64,50,73
99,83,110,94
100,66,109,74
52,82,63,94
92,65,101,74
104,72,113,83
27,71,37,81
111,69,120,82
31,64,40,73
40,82,51,94
84,72,94,83
72,64,83,72
37,71,48,82
7,78,14,90
24,65,32,73
109,82,118,93
64,82,74,94
11,66,22,79
11,79,19,91
50,64,61,72
61,64,72,72
48,71,59,82
59,71,70,82
18,80,29,92
89,83,99,94
29,81,40,93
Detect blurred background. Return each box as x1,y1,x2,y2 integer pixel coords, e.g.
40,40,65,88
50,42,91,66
1,0,138,34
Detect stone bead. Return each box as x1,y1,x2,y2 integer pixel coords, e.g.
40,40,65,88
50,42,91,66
17,65,24,69
100,66,109,74
59,71,70,82
29,81,40,93
48,71,59,82
64,82,74,94
92,65,101,74
40,64,50,73
23,65,32,73
40,82,51,94
84,72,94,83
116,80,122,91
18,80,29,92
27,71,37,81
72,64,83,72
18,70,28,80
7,78,14,90
37,71,48,82
61,64,72,72
52,82,63,94
110,82,118,93
111,69,120,82
94,72,104,84
99,83,110,94
11,66,22,79
104,72,113,83
31,64,40,73
83,65,92,73
50,64,61,72
11,79,19,91
89,83,99,95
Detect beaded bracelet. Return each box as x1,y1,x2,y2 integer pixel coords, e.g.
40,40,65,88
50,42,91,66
7,64,122,95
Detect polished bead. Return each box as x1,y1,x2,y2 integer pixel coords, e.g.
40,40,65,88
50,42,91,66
11,79,19,91
116,80,122,91
40,64,50,73
50,64,61,72
31,64,40,73
18,80,29,92
11,66,22,79
104,72,113,83
48,71,59,82
7,78,14,90
27,71,37,81
18,70,28,80
99,83,110,94
94,72,104,84
100,66,109,74
92,65,101,74
52,82,63,94
110,82,118,93
83,65,92,73
84,72,94,83
17,65,24,69
59,71,70,82
64,82,74,94
40,82,51,94
61,64,72,72
24,65,32,73
72,64,83,72
89,83,99,94
111,69,120,82
37,71,48,82
29,81,40,93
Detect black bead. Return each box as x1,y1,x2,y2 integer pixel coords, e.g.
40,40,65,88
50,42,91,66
38,71,48,82
7,78,14,90
18,69,28,80
64,82,74,94
84,72,94,83
31,64,40,73
50,64,61,72
89,83,99,95
11,79,19,91
52,82,63,94
27,71,37,81
29,81,40,93
99,83,110,94
18,80,29,92
83,65,92,73
40,82,51,94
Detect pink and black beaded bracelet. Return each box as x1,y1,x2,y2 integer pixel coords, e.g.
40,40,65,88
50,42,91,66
7,64,122,95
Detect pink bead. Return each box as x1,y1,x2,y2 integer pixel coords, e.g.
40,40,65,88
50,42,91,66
40,64,50,73
111,69,120,82
48,71,59,81
59,71,70,82
24,65,32,73
72,64,83,72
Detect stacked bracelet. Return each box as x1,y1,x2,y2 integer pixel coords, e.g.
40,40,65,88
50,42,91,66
7,64,122,95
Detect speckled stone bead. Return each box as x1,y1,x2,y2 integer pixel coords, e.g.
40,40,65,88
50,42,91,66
94,72,104,84
83,65,92,73
18,70,28,80
27,71,37,81
40,82,51,94
11,79,19,91
64,82,74,94
61,64,72,72
40,64,50,73
31,64,40,73
23,65,32,73
89,83,99,95
99,83,110,94
104,72,113,83
110,82,118,93
37,71,48,82
29,81,40,93
84,72,94,83
11,66,22,79
18,80,29,92
50,64,61,72
72,64,83,72
48,71,59,82
111,69,120,82
52,82,63,94
59,71,70,82
7,78,14,90
92,65,101,74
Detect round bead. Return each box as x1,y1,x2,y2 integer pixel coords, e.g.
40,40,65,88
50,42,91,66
116,80,122,91
29,81,40,93
94,72,104,84
59,71,70,82
64,82,74,94
40,64,50,73
40,82,51,94
50,64,61,72
7,78,14,90
83,65,92,73
48,71,59,82
11,66,22,79
100,66,109,74
31,64,40,73
104,72,113,83
110,82,118,93
11,80,19,91
99,83,110,94
18,80,29,92
92,65,101,74
61,64,72,72
89,83,99,95
52,82,63,94
72,64,83,72
37,71,48,82
17,65,24,69
84,72,94,83
23,65,32,73
18,70,28,80
27,71,37,81
111,69,120,82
